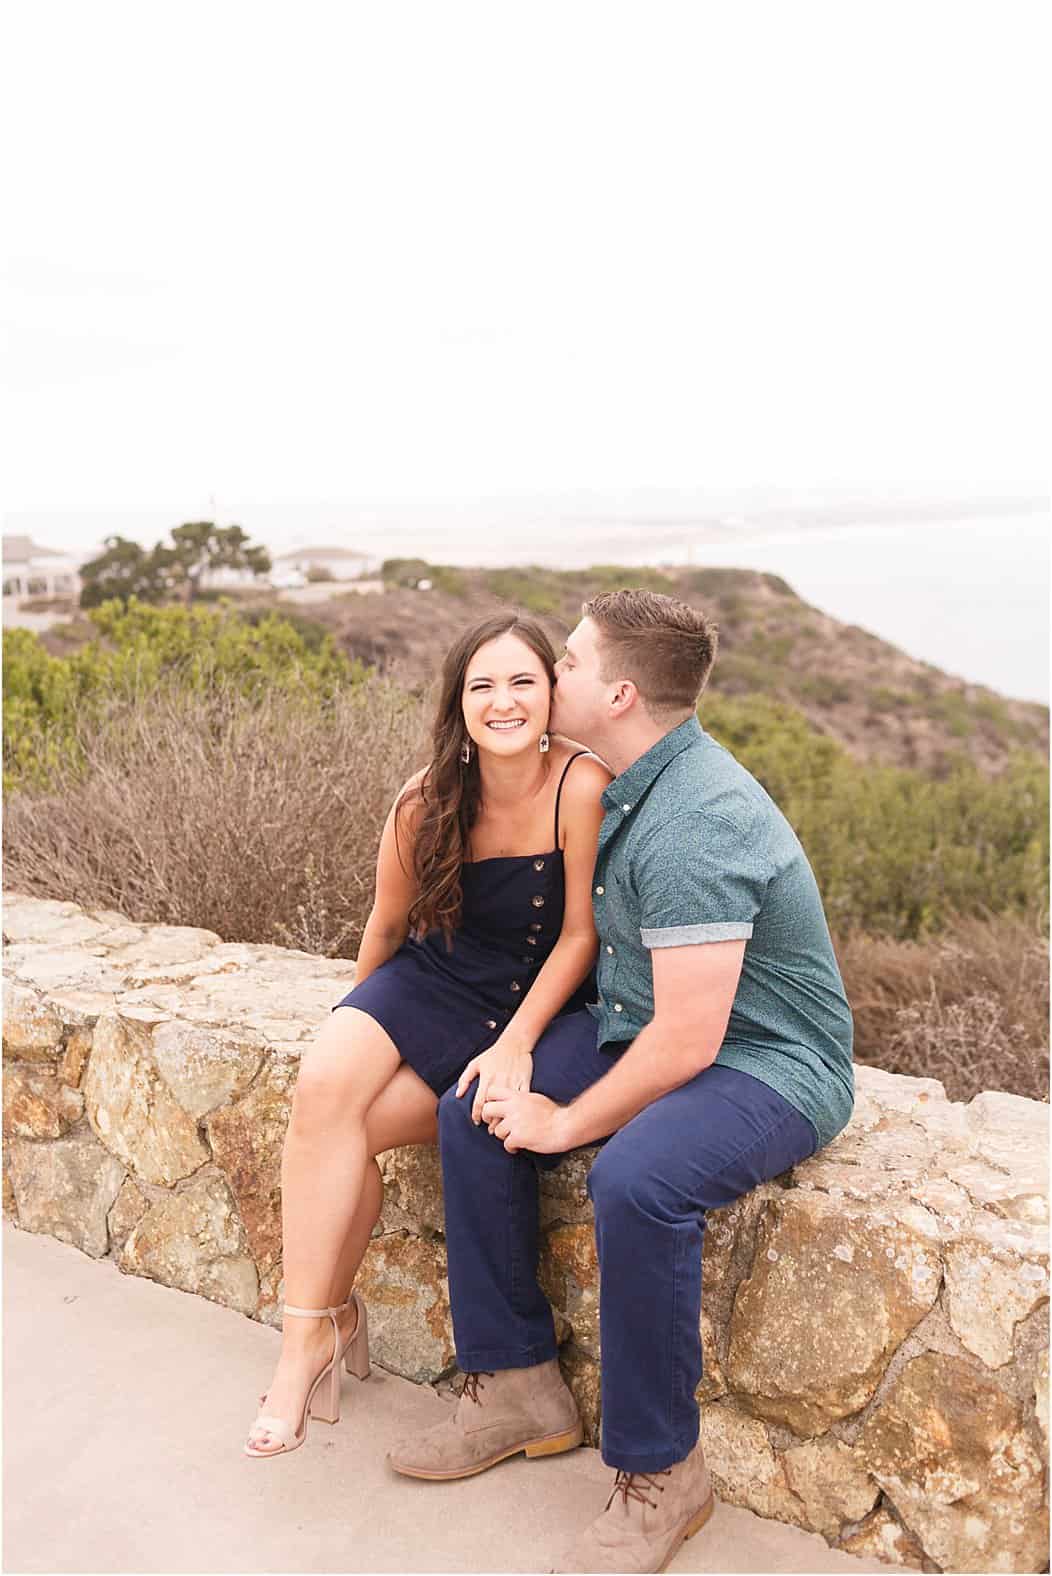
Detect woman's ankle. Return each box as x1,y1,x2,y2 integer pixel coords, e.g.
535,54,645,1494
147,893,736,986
279,1313,332,1344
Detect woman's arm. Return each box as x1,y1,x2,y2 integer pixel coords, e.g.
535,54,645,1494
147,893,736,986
353,771,425,989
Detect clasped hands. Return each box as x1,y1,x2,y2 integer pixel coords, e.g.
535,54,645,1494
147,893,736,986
454,1034,567,1154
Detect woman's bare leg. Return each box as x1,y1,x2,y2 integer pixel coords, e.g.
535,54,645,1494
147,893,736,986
326,1063,440,1306
248,1007,410,1450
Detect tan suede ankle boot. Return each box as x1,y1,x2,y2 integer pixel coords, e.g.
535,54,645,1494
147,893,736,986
551,1439,715,1573
387,1359,582,1481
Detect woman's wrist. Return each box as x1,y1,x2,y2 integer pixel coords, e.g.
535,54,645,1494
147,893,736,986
498,1024,539,1056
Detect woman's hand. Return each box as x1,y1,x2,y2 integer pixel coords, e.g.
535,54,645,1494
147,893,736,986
455,1032,534,1126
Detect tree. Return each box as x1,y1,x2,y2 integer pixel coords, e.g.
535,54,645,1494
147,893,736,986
78,536,171,608
166,522,271,606
78,523,271,609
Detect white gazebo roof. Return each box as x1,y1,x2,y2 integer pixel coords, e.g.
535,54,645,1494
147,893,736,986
272,544,370,562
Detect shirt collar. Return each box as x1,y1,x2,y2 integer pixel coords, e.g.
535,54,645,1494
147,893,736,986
601,716,704,812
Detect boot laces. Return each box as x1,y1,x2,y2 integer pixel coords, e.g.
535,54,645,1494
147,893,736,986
605,1468,671,1513
458,1371,495,1405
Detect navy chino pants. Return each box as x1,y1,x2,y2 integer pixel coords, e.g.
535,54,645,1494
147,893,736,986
437,1009,817,1473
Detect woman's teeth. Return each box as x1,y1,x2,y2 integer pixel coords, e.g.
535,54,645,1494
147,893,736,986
487,720,526,730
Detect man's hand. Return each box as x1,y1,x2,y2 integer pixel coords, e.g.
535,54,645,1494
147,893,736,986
479,1086,568,1154
455,1036,534,1125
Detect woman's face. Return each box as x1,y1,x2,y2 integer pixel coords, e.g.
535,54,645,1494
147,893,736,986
462,632,552,760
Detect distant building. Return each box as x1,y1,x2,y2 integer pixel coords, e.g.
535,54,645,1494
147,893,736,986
1,536,82,601
269,545,381,584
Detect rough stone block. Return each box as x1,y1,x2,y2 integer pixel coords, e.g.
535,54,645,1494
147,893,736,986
857,1351,1049,1573
355,1230,455,1383
726,1191,942,1434
3,1065,84,1139
205,1058,297,1276
837,1507,927,1569
84,1010,209,1185
120,1172,258,1314
2,981,63,1062
6,1131,125,1257
150,1020,265,1118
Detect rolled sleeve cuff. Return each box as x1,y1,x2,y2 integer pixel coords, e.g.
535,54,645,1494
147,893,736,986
640,921,754,948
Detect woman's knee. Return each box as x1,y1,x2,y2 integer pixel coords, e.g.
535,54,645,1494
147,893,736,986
292,1011,396,1131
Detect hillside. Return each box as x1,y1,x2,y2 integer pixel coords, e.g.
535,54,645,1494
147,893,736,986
39,561,1047,774
275,563,1048,775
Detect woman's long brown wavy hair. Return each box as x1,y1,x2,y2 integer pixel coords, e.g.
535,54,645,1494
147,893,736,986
396,614,557,942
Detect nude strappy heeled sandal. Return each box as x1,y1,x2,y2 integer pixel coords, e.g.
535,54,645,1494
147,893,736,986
245,1291,370,1458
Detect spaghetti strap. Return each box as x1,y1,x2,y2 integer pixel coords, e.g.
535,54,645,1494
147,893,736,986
553,750,593,849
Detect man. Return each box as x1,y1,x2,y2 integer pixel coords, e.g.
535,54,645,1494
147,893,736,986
388,590,854,1574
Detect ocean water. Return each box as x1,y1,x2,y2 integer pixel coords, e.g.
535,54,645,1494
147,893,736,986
666,514,1049,707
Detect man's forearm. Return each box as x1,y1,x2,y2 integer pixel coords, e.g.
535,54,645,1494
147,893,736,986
558,1021,716,1149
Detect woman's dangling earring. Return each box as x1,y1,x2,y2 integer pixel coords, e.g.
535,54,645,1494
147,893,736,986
539,732,550,754
460,738,472,764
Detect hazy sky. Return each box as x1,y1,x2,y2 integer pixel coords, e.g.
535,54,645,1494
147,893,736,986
3,1,1047,532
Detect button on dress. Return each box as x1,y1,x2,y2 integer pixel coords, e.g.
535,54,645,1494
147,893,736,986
331,753,596,1096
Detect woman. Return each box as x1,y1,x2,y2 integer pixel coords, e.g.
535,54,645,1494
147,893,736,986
246,613,610,1456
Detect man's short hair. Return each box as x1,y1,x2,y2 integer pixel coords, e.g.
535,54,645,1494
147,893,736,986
582,588,719,722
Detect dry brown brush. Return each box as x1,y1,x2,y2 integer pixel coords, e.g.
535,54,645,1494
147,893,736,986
5,672,1048,1104
838,910,1049,1103
2,676,427,957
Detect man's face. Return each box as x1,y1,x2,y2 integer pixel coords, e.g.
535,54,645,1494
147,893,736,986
552,618,611,745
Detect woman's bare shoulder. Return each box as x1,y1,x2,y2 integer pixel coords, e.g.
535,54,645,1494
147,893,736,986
552,740,614,798
391,766,429,824
398,765,429,796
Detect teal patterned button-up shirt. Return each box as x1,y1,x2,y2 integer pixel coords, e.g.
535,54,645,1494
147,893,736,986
587,716,854,1149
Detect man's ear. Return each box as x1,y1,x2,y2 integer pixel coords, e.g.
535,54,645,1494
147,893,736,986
609,680,639,717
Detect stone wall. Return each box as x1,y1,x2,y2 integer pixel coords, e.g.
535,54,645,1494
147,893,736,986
3,893,1048,1572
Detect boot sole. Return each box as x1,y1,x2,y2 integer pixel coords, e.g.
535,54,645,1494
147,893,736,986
657,1492,716,1574
389,1420,584,1481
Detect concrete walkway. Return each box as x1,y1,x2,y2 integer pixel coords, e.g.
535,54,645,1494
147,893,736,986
3,1223,898,1574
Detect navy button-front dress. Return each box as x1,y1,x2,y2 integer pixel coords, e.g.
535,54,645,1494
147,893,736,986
331,753,596,1096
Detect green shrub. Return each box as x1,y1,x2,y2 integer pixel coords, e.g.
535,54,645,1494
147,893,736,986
381,559,468,596
2,598,369,792
797,673,855,706
700,693,1048,938
479,568,562,617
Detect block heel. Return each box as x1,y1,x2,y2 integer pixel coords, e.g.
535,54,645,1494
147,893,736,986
344,1293,371,1380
